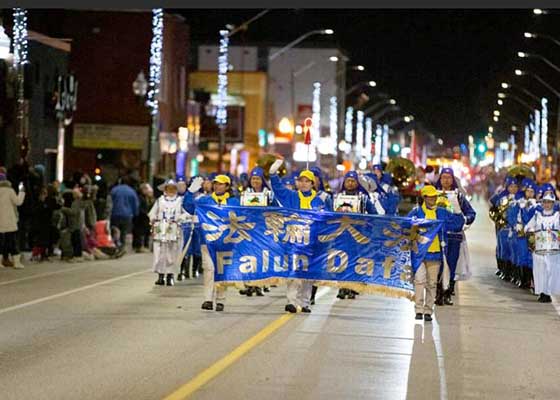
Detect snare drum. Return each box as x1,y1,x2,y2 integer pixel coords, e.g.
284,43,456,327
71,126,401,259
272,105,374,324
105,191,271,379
152,220,179,242
535,230,560,255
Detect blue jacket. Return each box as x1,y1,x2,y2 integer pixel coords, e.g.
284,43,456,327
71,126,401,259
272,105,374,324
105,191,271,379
182,191,240,214
110,184,139,219
270,174,332,211
407,205,465,260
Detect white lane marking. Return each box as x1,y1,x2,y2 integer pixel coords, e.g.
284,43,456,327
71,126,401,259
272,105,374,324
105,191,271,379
432,317,448,400
0,264,93,286
0,269,150,315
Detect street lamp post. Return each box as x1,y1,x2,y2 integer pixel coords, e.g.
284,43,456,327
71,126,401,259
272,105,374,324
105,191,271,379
497,91,538,112
345,80,377,96
363,98,397,116
501,81,541,103
370,105,400,122
268,29,334,61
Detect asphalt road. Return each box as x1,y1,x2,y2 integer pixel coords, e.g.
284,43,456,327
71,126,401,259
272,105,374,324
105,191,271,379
1,199,559,400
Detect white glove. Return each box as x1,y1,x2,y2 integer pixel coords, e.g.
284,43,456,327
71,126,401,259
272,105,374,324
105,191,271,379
188,177,204,193
518,198,527,209
371,191,380,200
18,182,25,192
358,175,377,192
448,195,461,214
269,159,283,175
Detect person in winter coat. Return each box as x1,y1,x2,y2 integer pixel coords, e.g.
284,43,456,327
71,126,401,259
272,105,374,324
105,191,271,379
110,177,139,252
55,190,82,262
133,183,155,253
0,172,26,268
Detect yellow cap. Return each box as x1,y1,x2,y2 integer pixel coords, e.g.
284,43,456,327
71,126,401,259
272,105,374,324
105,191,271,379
213,175,231,185
298,170,315,182
421,185,438,197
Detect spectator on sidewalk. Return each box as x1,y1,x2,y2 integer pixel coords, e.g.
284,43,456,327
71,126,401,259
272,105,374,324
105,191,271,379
55,190,82,262
0,171,26,269
110,176,139,253
133,183,154,253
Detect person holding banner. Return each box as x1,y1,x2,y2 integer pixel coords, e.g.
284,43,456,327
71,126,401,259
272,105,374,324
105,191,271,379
408,185,464,322
525,192,560,303
238,166,277,297
334,170,386,300
184,174,240,312
148,179,190,287
310,167,334,211
434,167,476,304
269,160,332,313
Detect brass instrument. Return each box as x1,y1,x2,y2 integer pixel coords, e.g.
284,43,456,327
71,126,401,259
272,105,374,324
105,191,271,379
256,153,287,180
386,157,416,190
507,164,535,180
489,196,510,230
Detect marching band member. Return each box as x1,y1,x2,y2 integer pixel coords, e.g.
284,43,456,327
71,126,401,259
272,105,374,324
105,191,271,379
434,167,476,304
269,160,332,314
408,185,464,322
525,192,560,302
489,177,521,281
506,178,538,288
310,167,334,211
183,174,240,312
148,179,189,287
371,164,400,215
178,176,203,281
238,166,277,297
334,171,385,300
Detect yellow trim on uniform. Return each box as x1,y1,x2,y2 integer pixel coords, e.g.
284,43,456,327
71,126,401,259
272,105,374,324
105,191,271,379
422,203,441,253
298,189,317,210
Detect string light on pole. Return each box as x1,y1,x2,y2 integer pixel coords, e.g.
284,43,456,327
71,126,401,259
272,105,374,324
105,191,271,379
356,110,364,158
533,109,541,159
365,117,373,161
344,106,353,148
329,96,338,155
541,98,548,156
382,124,389,162
216,29,229,126
311,82,321,150
147,8,163,114
374,124,382,164
12,8,28,67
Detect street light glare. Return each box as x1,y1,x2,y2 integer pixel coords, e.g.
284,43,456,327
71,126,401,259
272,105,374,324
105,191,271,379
329,56,339,62
368,80,377,87
323,29,334,35
497,99,503,105
356,65,365,71
389,99,397,105
501,82,509,89
524,32,534,38
498,92,506,99
533,8,544,15
493,116,499,122
518,51,527,58
515,69,524,76
493,110,500,116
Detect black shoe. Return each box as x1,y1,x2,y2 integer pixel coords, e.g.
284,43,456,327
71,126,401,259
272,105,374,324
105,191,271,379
201,301,213,310
301,307,311,313
177,273,185,282
255,287,264,297
166,274,175,286
216,303,224,312
415,313,423,320
285,304,297,313
155,274,165,285
337,289,346,299
246,287,254,297
435,297,444,306
348,292,356,299
310,298,315,305
443,293,454,306
449,281,456,296
239,289,248,295
424,314,433,322
263,286,270,293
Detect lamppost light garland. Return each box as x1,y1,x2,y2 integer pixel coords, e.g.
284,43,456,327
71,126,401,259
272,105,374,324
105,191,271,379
311,82,321,147
13,8,28,67
147,8,163,115
216,29,229,126
345,106,353,145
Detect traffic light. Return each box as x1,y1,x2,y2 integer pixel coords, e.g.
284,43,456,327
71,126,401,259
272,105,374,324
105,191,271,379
389,143,401,156
476,142,487,154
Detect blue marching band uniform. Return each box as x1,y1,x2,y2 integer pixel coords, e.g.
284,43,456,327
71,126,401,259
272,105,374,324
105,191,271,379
148,161,485,320
489,174,560,300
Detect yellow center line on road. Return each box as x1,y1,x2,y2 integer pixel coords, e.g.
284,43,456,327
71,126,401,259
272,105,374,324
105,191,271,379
162,312,295,400
163,287,332,400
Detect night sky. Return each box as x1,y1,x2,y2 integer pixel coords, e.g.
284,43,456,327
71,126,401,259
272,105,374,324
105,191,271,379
177,9,560,145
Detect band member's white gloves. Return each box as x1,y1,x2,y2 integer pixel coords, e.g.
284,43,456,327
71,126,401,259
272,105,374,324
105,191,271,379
188,176,204,193
269,159,283,175
448,193,462,214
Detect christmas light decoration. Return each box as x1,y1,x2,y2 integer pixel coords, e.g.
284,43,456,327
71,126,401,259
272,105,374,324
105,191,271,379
365,117,373,160
541,97,548,156
374,124,382,164
147,9,163,115
216,29,229,126
329,96,338,155
382,124,389,162
311,82,321,148
12,8,28,67
524,125,530,155
344,107,353,145
533,109,541,159
356,110,364,157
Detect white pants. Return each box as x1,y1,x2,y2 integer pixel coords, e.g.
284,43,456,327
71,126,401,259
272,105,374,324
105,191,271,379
201,245,226,303
532,253,560,295
286,280,312,308
152,241,180,274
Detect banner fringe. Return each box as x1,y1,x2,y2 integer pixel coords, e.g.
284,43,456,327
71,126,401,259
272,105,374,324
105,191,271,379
216,279,414,301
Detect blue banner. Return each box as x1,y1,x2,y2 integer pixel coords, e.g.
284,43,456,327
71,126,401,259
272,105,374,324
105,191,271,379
195,205,443,300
